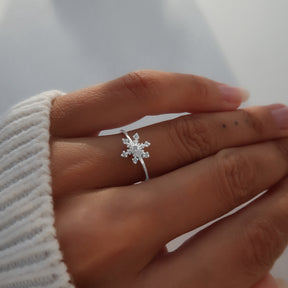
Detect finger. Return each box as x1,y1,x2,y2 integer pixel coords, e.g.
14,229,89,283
51,104,288,194
50,70,249,137
251,274,278,288
125,136,288,251
138,177,288,288
276,279,288,288
53,188,169,286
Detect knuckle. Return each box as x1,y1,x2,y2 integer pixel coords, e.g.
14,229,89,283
241,218,283,274
241,109,266,136
168,115,213,162
121,70,158,100
215,149,255,208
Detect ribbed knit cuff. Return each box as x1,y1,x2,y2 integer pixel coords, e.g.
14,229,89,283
0,91,75,288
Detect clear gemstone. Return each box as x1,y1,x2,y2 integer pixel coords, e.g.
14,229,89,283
121,151,127,157
134,149,142,158
122,138,129,145
144,141,150,147
133,133,139,139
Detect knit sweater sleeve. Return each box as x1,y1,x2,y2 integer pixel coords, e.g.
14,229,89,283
0,91,75,288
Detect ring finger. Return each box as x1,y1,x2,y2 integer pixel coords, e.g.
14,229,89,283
51,104,288,195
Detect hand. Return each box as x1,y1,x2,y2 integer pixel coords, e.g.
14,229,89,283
49,71,288,288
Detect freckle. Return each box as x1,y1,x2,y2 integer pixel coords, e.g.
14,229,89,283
234,121,239,126
222,124,227,128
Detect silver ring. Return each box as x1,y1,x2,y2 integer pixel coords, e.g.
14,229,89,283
120,129,150,181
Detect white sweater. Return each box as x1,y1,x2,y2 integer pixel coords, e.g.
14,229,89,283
0,91,75,287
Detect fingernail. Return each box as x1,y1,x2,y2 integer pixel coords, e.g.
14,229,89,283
270,105,288,130
254,274,279,288
276,278,288,288
218,84,250,104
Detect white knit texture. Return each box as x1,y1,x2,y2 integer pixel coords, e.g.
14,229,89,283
0,91,75,288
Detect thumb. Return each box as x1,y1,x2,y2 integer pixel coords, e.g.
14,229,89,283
252,274,277,288
276,278,288,288
251,273,287,288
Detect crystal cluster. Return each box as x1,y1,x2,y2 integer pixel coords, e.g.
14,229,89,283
121,133,150,164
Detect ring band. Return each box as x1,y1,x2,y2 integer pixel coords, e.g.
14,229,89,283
120,129,150,181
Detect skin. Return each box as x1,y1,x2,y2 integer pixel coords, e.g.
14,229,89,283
49,70,288,288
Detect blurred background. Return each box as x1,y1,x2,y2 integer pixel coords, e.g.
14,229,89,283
0,0,287,281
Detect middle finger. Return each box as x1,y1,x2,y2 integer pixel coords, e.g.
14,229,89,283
51,104,288,195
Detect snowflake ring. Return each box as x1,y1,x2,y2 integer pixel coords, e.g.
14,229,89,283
120,129,150,181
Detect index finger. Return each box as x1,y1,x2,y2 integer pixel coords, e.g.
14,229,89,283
50,70,249,137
